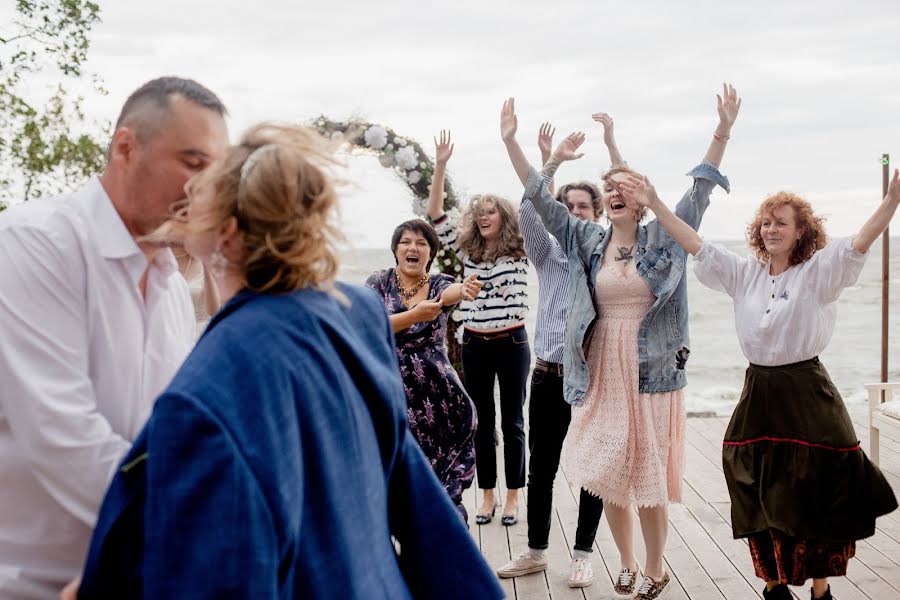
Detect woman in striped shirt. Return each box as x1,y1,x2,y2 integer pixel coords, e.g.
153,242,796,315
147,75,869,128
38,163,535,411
428,130,530,527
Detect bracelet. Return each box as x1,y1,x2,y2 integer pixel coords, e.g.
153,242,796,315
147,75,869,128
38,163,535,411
713,132,730,142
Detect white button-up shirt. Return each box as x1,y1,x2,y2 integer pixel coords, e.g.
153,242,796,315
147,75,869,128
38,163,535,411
0,178,195,599
693,237,867,366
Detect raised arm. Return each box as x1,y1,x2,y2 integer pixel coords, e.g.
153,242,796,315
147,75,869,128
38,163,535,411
618,175,703,256
853,168,900,253
501,98,531,187
538,122,556,195
526,132,600,255
702,83,741,169
427,130,454,221
591,112,626,167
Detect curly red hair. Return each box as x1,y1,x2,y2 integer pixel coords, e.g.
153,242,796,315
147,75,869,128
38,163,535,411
746,191,827,265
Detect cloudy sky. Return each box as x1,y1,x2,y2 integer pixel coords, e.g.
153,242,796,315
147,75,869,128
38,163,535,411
9,0,900,247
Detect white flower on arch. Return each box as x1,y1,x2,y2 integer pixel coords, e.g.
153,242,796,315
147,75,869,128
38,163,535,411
363,125,388,150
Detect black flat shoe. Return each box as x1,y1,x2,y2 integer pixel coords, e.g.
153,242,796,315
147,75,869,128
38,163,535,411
763,584,791,600
501,508,518,526
475,502,499,525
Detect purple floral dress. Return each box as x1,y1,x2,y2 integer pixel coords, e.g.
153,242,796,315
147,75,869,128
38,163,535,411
366,269,477,515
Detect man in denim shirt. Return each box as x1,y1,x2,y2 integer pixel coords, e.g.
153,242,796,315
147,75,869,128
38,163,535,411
496,110,626,588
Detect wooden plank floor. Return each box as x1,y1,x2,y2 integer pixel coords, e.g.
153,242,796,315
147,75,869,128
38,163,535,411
463,404,900,599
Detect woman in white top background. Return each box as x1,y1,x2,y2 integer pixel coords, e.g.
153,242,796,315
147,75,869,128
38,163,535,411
615,170,900,600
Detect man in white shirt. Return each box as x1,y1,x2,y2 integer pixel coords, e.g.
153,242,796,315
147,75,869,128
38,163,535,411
0,77,229,599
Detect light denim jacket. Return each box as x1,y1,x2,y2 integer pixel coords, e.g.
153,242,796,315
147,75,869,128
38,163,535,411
523,162,730,406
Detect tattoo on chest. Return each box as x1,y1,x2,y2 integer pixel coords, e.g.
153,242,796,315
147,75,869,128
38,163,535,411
614,245,635,264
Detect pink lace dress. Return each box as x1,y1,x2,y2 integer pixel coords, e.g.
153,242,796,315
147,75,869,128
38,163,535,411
563,265,685,508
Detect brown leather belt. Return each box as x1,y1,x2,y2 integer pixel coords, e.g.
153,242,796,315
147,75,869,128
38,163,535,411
534,358,563,376
465,324,524,341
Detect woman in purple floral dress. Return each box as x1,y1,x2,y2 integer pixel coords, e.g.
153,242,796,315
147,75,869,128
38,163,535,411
366,219,482,523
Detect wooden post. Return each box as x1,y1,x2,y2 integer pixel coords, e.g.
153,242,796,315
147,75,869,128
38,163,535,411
882,154,890,386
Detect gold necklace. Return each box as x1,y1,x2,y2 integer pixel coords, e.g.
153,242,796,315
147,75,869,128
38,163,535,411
396,272,430,304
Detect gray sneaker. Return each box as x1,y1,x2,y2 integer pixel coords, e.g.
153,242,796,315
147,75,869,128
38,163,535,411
496,551,549,578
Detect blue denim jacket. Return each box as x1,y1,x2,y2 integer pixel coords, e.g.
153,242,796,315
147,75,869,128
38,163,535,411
523,162,730,406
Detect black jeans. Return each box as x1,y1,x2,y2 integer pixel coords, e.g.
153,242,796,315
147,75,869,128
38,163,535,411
461,327,530,490
526,366,604,552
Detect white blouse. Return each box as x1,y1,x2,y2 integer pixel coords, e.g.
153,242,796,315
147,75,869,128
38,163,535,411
693,237,867,366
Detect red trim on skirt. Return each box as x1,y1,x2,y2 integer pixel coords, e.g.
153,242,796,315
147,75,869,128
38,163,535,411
723,436,861,452
748,529,855,586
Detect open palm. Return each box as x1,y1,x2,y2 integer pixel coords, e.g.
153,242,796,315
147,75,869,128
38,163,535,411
500,97,518,142
434,129,454,164
717,83,741,128
553,132,585,162
538,123,555,157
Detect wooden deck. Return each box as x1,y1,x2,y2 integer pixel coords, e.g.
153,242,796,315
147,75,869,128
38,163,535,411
463,405,900,599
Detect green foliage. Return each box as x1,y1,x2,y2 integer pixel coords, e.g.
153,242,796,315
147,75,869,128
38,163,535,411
0,0,107,209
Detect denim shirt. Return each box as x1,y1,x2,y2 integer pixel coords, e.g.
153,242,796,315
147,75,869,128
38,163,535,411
523,162,730,406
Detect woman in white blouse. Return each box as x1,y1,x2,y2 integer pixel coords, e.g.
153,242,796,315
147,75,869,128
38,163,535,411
615,171,900,600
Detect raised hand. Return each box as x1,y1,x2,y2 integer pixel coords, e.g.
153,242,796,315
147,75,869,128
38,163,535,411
434,129,454,165
552,132,586,162
409,297,444,323
459,273,483,302
500,97,518,142
538,123,555,158
716,83,741,133
616,174,661,210
888,169,900,204
591,112,616,147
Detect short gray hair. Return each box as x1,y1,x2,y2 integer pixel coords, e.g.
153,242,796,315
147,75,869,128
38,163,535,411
113,76,227,144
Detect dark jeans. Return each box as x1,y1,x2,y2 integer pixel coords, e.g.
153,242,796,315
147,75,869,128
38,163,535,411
461,327,530,489
526,366,604,552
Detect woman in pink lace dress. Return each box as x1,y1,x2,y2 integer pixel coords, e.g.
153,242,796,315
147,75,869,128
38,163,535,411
527,85,742,599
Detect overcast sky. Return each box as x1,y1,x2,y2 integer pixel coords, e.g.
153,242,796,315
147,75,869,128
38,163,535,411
9,0,900,247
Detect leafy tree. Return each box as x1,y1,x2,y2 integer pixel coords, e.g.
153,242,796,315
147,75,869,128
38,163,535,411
0,0,107,210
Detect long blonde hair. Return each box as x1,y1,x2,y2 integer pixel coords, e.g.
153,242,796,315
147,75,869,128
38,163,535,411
158,123,344,294
456,194,525,263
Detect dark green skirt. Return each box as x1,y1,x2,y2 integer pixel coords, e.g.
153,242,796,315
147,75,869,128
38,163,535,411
723,357,897,543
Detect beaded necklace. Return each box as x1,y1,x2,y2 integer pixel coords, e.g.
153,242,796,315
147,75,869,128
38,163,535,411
397,272,430,304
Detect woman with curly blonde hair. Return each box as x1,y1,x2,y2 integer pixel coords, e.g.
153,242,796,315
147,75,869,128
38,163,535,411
70,123,504,600
617,172,900,600
427,130,531,527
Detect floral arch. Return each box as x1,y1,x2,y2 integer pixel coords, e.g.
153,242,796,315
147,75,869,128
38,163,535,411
312,116,467,367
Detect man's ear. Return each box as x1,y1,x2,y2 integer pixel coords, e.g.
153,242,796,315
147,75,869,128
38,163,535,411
108,127,139,166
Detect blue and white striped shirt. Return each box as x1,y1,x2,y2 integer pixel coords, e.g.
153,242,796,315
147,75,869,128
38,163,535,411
518,195,569,364
433,213,529,332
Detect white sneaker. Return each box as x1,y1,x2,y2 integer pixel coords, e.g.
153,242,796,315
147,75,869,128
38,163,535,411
496,551,549,578
567,556,594,588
